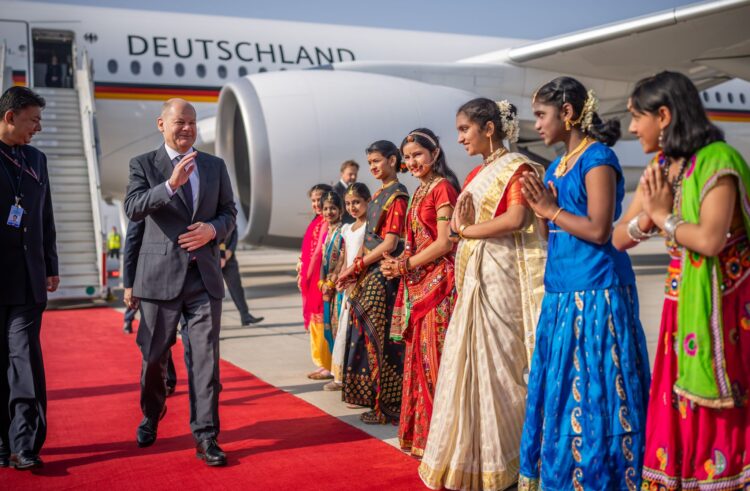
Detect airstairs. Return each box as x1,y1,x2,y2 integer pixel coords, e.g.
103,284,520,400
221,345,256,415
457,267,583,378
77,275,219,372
32,50,106,300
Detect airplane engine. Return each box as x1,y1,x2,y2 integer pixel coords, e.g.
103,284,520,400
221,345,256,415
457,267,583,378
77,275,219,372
216,69,483,247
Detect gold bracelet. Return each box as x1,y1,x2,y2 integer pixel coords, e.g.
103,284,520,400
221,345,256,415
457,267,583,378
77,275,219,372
459,224,468,239
551,207,564,223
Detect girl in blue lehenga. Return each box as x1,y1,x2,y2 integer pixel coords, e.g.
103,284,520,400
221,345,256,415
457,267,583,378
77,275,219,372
319,191,345,359
518,77,651,491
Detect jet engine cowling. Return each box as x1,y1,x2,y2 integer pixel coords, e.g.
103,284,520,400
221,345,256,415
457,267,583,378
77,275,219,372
216,69,484,247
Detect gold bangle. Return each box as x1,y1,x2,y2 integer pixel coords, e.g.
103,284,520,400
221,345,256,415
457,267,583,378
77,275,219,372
459,224,468,239
551,207,564,223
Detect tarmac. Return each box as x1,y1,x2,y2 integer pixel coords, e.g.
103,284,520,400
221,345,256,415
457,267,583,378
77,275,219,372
89,234,669,454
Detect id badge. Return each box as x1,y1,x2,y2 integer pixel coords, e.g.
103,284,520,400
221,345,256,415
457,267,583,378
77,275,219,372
6,204,23,228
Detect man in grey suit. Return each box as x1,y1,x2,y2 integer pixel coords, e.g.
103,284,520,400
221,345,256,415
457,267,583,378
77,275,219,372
124,98,236,466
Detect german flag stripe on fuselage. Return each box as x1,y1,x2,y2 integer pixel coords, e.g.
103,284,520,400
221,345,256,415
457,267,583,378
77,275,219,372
706,109,750,123
12,71,27,87
87,82,750,120
94,82,220,103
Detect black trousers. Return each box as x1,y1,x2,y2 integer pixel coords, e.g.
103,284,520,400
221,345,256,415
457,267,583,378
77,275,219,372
0,303,47,455
222,254,249,318
125,308,178,389
137,267,221,441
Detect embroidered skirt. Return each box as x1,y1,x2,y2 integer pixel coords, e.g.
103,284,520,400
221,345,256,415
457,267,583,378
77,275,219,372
519,285,651,491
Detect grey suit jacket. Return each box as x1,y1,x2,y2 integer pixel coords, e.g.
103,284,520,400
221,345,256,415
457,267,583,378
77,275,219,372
124,146,236,301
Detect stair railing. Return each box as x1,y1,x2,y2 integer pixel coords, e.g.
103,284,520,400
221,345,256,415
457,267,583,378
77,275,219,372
74,47,106,297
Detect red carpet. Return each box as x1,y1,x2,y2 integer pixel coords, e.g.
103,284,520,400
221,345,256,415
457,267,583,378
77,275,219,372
1,307,426,490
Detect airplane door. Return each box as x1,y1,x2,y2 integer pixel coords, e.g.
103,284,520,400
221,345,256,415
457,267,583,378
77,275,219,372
0,20,30,90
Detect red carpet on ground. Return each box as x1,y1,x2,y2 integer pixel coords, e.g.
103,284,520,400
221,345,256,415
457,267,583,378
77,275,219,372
1,307,426,490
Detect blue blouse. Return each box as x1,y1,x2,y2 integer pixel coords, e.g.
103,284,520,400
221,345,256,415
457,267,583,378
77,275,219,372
543,142,635,292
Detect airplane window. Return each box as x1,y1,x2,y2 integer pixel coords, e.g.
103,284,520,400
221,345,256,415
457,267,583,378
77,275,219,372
258,67,267,73
741,94,747,104
107,59,118,74
728,93,734,103
130,60,141,75
175,63,185,77
702,92,709,103
238,66,248,77
218,65,227,79
153,62,163,76
197,64,206,78
715,92,721,103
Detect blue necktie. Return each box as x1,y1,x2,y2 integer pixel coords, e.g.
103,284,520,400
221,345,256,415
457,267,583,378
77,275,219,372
174,155,194,216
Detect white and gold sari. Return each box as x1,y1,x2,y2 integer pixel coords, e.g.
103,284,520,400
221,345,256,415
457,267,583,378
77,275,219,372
418,151,546,491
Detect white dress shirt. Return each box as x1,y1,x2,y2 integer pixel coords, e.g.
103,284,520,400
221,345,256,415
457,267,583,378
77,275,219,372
163,143,199,214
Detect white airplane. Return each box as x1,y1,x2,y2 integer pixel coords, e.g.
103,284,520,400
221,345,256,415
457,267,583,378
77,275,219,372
2,0,750,251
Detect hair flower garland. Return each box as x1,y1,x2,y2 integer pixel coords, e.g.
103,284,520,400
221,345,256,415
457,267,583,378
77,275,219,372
496,99,519,143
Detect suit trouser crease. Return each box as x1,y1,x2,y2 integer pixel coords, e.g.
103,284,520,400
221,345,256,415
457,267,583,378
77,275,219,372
0,303,47,454
222,255,249,317
137,268,221,441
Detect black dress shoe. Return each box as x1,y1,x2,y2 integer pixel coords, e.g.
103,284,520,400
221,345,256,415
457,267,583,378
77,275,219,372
196,438,226,466
136,405,167,448
0,454,9,468
10,451,43,470
241,314,264,326
123,322,133,334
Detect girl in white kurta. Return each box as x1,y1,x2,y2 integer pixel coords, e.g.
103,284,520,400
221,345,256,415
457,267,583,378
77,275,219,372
325,183,370,391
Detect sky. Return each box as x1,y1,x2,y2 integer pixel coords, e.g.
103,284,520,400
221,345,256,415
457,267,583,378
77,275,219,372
33,0,696,39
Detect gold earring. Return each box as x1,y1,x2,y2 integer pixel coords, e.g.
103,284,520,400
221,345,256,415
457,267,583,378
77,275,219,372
565,119,572,131
658,130,664,148
489,136,494,154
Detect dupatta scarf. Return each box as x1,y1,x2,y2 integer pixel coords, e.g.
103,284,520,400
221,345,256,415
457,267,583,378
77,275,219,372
674,141,750,407
300,215,328,331
391,179,456,341
455,152,547,366
321,223,344,351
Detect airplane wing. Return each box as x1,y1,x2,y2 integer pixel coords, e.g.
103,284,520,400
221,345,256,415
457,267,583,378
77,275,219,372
461,0,750,87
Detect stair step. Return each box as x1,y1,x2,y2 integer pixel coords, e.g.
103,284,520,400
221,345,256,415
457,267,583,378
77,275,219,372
48,166,88,177
57,275,102,288
53,200,92,212
36,125,82,135
38,146,85,160
50,183,89,194
56,241,97,253
54,221,96,232
46,158,87,167
51,194,91,205
57,229,96,241
35,132,83,142
52,211,95,222
59,252,98,265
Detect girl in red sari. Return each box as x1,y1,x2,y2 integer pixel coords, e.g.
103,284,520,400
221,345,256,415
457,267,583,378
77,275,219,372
298,183,333,380
382,128,460,457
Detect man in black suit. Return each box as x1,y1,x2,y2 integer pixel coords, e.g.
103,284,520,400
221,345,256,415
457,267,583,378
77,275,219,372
332,160,358,224
124,98,236,466
121,219,176,394
0,87,58,470
219,228,263,326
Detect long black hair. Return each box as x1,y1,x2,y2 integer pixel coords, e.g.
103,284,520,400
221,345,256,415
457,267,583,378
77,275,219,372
366,140,406,173
321,190,343,211
534,76,621,146
345,182,372,201
401,128,460,192
457,97,516,143
629,71,724,159
308,183,333,197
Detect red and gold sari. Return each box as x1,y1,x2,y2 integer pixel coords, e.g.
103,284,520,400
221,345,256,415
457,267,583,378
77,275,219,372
392,178,458,457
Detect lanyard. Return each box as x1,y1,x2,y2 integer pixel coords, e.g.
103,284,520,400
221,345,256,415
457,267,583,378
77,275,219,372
0,156,23,205
0,146,39,181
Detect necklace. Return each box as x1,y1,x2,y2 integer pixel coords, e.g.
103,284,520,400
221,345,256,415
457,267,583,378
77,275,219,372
483,147,508,167
554,137,593,178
